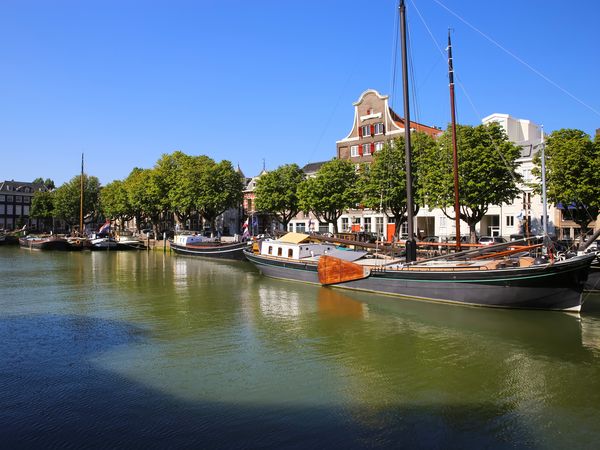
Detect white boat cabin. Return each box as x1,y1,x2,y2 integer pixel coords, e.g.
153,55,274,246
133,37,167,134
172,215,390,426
174,234,219,246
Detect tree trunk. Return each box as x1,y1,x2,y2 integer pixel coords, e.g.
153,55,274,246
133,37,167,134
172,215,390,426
469,223,477,244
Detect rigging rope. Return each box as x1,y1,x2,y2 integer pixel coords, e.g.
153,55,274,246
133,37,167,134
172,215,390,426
431,0,600,119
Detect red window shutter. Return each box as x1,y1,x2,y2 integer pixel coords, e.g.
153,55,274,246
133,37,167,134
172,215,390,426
371,143,375,153
358,126,362,138
370,124,375,136
358,145,363,156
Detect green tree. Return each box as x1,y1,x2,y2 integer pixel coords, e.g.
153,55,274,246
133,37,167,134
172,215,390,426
533,128,600,243
422,122,522,242
360,133,435,238
53,174,101,228
30,190,55,231
100,180,132,225
298,158,359,233
196,160,244,231
255,164,305,229
125,168,163,235
32,178,55,191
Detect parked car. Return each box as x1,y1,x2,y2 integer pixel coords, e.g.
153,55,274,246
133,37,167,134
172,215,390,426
479,236,507,246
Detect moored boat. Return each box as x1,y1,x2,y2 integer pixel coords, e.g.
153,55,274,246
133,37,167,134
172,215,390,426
19,235,71,251
89,235,118,250
244,233,595,312
116,230,145,250
169,233,248,260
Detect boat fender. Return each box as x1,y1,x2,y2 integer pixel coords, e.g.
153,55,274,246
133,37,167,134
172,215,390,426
75,240,80,245
533,255,549,266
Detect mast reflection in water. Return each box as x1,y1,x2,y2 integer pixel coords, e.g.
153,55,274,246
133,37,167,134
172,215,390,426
1,247,600,448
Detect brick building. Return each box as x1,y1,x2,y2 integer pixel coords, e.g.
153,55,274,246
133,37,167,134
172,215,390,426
336,89,442,163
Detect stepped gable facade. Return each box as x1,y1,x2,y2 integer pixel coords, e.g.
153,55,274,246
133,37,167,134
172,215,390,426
336,89,442,163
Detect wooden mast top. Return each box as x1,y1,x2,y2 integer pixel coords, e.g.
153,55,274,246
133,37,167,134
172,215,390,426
447,30,461,251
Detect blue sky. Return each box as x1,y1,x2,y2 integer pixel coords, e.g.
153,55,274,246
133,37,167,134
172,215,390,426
1,0,599,186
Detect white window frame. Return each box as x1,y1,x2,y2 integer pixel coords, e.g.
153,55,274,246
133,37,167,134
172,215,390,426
361,125,371,137
363,143,371,156
374,123,384,135
375,141,384,152
350,145,359,157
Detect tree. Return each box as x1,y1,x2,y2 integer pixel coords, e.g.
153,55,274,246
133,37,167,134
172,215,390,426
125,168,163,235
32,178,55,191
100,180,132,225
255,164,305,229
360,133,435,238
30,190,55,231
533,128,600,244
53,174,101,228
195,160,244,231
422,122,522,242
298,158,359,233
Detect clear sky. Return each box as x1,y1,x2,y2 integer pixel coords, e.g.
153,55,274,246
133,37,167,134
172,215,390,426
1,0,599,187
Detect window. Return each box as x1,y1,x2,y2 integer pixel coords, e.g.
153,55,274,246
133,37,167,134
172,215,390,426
6,196,13,202
288,223,294,232
341,217,349,231
375,141,384,152
319,222,329,234
375,123,385,135
277,247,283,257
506,216,514,227
0,195,4,201
23,205,29,216
363,143,371,156
360,125,371,137
16,205,22,216
7,205,13,215
296,222,306,233
376,217,383,234
268,246,273,255
15,196,22,203
246,198,252,211
0,205,4,214
23,196,30,204
350,145,359,157
364,217,372,232
288,249,293,258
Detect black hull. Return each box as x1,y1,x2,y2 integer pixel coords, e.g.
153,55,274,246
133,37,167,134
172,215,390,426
170,241,247,260
19,237,71,251
585,262,600,292
244,249,594,312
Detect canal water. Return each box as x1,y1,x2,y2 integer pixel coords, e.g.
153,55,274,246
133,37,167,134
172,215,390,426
2,246,600,449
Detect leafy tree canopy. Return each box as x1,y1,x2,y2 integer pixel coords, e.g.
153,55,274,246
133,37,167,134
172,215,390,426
255,164,305,228
298,158,359,233
422,122,522,241
533,128,600,239
53,174,101,226
100,180,132,221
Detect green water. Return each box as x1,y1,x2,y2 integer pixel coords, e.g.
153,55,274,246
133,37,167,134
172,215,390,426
2,246,600,448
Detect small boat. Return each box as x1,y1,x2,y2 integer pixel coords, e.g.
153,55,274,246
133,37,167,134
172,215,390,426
89,235,118,250
244,233,595,312
169,233,248,260
116,230,145,250
19,235,71,251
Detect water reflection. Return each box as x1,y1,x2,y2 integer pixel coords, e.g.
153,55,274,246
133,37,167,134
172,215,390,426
3,248,600,448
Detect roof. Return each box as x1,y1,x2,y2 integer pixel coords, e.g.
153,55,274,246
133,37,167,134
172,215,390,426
0,180,46,194
388,108,443,137
278,232,311,244
301,161,328,174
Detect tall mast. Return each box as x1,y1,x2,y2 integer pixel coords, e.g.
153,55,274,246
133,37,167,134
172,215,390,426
399,0,416,263
540,126,549,253
80,153,84,236
447,30,461,251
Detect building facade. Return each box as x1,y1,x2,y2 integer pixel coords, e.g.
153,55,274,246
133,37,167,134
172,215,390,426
288,89,570,241
0,180,46,231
